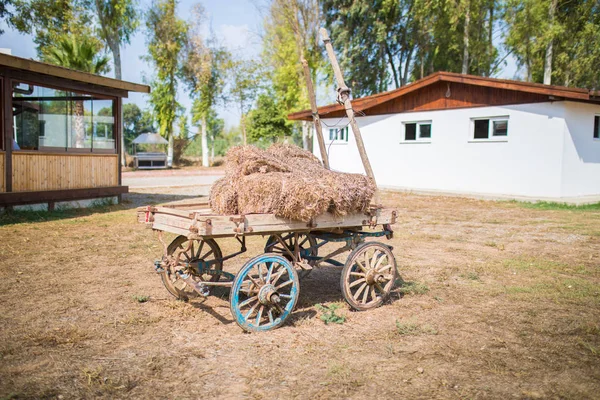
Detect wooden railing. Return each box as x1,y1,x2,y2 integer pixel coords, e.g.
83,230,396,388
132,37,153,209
11,152,118,192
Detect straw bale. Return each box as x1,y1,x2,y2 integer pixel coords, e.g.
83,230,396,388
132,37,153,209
209,144,375,221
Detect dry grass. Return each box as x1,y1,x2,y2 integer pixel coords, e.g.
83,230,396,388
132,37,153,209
0,188,599,399
210,144,375,221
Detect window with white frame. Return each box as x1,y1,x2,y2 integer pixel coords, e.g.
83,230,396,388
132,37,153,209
328,126,349,142
403,121,432,142
594,115,599,139
471,116,509,141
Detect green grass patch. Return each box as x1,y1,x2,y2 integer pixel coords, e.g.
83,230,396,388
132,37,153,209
395,319,437,336
398,280,430,295
509,200,600,211
316,303,346,325
132,295,150,303
0,202,124,226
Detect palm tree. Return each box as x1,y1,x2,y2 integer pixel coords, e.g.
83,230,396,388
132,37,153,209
44,35,111,148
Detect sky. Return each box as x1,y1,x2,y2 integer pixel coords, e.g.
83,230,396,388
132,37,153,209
0,0,266,132
0,0,520,133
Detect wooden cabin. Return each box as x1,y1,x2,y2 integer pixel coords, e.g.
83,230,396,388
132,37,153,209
0,53,150,209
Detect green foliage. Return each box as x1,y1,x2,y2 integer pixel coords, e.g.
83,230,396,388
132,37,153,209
316,303,346,325
505,0,600,87
395,319,437,335
246,94,292,144
93,0,139,79
8,0,96,58
132,295,149,303
398,280,430,295
122,103,155,153
42,34,110,74
144,0,187,141
510,201,600,211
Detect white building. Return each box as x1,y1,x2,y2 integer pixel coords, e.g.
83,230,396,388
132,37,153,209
289,72,600,201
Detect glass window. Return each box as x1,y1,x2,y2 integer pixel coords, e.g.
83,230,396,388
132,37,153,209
403,121,431,142
328,126,348,142
419,123,431,138
405,123,417,140
474,119,489,139
472,117,509,141
12,82,116,152
492,120,508,136
594,116,599,139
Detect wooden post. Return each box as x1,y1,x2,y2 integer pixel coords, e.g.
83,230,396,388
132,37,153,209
301,59,330,170
319,28,378,203
3,74,12,193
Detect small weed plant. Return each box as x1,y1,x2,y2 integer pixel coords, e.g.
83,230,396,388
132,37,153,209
316,303,346,325
133,295,149,303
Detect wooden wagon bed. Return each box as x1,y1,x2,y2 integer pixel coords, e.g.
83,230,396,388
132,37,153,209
137,198,397,239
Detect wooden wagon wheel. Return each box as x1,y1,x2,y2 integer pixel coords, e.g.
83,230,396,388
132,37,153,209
340,242,397,311
230,253,300,332
161,235,223,301
264,233,318,279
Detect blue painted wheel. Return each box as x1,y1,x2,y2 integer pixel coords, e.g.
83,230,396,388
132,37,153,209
230,253,300,332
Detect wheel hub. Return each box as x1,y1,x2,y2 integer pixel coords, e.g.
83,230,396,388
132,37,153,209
258,284,280,305
365,269,384,285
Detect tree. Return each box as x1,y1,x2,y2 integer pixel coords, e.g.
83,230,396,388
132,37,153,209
43,34,110,148
93,0,139,166
246,94,292,144
181,3,229,167
229,57,261,145
262,0,323,150
144,0,187,167
122,103,142,153
8,0,97,58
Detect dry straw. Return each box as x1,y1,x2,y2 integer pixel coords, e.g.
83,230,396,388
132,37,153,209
210,144,375,221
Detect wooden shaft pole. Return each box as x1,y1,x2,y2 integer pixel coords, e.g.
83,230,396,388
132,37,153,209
319,28,379,203
301,59,330,170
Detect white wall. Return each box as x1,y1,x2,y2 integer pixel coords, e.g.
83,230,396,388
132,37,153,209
560,101,600,197
314,102,576,198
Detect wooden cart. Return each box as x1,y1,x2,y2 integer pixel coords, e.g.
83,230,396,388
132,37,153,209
137,201,398,332
137,29,398,332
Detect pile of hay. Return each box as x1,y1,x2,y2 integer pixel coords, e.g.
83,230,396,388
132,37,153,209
209,144,375,221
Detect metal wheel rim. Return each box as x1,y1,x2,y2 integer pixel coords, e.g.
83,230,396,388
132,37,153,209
230,253,299,332
341,242,397,311
161,236,223,300
264,233,318,278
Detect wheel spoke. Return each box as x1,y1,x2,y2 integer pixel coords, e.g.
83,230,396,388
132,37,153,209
244,302,258,320
353,282,367,301
266,262,275,282
196,241,204,259
350,272,365,277
370,250,380,269
355,259,368,273
276,280,293,290
370,286,378,303
364,251,369,271
279,293,292,299
239,296,258,308
268,309,274,324
361,283,370,304
270,267,287,286
255,306,264,326
349,278,366,288
258,263,265,283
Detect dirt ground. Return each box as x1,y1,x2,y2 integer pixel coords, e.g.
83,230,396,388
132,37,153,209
0,189,599,399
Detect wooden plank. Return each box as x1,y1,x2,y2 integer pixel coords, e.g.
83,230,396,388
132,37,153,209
3,74,12,193
320,28,378,204
0,54,150,94
301,59,330,169
12,153,118,192
0,185,128,206
0,152,4,192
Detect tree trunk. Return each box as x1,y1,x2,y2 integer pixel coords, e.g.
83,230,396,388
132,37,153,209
301,120,311,151
385,43,400,89
543,0,558,85
241,113,247,145
210,133,215,164
462,1,470,75
487,5,494,76
74,100,85,148
201,114,209,167
167,133,174,168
